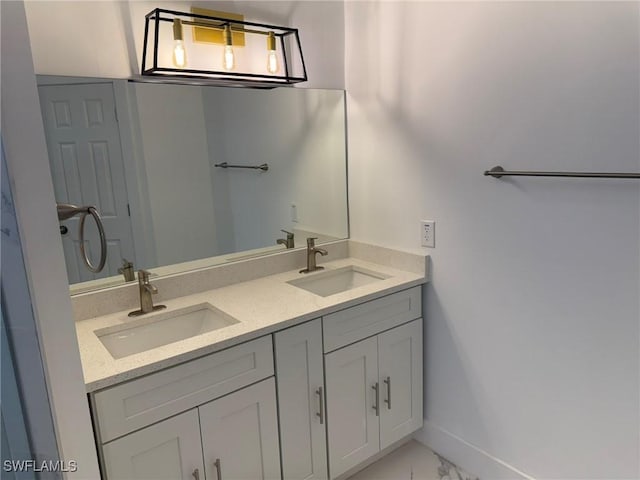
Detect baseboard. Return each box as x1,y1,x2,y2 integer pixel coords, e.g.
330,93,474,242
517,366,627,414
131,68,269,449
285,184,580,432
414,420,536,480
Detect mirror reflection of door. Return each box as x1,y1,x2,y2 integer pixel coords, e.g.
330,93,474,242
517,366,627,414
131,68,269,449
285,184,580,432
38,82,136,283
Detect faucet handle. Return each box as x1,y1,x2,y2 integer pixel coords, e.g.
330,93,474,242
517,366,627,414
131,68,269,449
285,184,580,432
281,229,294,239
306,237,318,247
137,269,151,282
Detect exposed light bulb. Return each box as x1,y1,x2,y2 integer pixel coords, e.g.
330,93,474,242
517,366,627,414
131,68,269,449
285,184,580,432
223,25,235,71
266,32,278,74
173,40,187,68
172,19,187,68
223,45,235,70
267,50,278,74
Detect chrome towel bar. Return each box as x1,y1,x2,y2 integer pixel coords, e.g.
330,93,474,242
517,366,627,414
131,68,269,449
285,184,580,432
214,162,269,171
484,165,640,179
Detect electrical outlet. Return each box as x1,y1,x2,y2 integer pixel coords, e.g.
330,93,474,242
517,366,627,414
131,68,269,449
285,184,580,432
420,220,435,248
291,203,298,223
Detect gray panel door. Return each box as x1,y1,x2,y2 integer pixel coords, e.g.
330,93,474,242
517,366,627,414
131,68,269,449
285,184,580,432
275,319,328,480
199,378,282,480
38,82,136,283
325,337,380,479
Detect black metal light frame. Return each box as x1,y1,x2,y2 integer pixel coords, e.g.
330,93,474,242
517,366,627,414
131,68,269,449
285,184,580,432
140,8,308,88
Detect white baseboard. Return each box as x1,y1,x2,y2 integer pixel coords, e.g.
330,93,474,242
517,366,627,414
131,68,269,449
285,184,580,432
414,420,536,480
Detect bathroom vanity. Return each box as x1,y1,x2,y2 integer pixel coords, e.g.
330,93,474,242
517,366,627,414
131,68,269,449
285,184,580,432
74,241,428,480
36,61,424,480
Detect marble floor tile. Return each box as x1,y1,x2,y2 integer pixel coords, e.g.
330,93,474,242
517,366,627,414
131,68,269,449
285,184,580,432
346,440,479,480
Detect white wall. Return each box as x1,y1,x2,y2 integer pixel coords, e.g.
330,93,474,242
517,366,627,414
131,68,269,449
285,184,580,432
346,2,640,479
25,0,344,89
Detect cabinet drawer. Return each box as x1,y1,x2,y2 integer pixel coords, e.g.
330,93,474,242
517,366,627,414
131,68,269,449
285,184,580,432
93,335,274,443
322,287,421,352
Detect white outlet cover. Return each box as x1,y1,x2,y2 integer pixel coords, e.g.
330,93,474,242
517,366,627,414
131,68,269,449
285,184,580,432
421,220,435,248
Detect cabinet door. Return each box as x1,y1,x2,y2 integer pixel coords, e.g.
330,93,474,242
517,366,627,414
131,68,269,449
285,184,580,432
275,320,328,480
325,337,379,479
378,319,423,449
199,378,281,480
102,409,204,480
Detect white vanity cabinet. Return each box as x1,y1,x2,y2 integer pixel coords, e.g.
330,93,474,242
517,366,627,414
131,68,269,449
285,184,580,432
92,336,280,480
90,284,424,480
275,319,328,480
102,378,280,480
322,287,423,479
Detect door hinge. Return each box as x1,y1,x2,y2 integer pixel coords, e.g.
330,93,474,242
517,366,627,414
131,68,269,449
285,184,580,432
127,204,131,216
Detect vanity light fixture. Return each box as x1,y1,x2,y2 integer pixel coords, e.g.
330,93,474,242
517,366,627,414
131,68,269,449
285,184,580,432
139,8,307,88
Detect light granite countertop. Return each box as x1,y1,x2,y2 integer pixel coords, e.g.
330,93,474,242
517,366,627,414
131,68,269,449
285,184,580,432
76,245,428,392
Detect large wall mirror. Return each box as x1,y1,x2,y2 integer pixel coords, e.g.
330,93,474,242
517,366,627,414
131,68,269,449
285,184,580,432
37,76,349,294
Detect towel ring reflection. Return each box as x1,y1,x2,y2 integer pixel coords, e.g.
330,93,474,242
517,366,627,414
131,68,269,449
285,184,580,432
57,203,107,273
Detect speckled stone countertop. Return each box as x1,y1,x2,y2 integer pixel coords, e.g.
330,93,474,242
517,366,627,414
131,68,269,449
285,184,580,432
76,242,428,392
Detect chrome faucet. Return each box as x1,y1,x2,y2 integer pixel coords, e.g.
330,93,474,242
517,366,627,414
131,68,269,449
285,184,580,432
300,237,328,274
277,229,295,249
128,270,166,317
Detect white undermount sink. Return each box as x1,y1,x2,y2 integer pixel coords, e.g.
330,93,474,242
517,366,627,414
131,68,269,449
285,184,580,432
97,303,239,359
288,265,390,297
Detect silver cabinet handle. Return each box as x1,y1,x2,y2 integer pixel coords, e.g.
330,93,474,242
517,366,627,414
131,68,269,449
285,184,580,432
384,376,391,410
192,468,200,480
316,387,324,424
214,458,222,480
372,382,379,417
